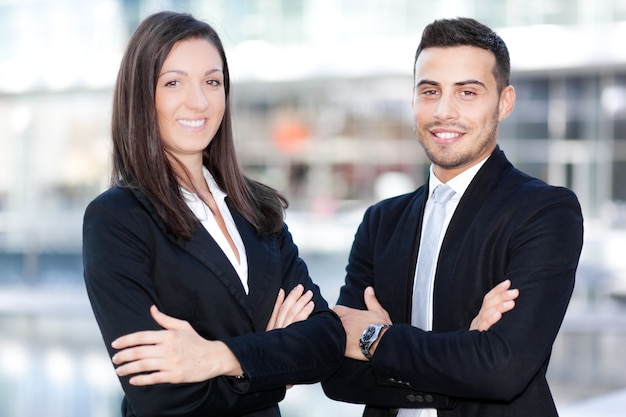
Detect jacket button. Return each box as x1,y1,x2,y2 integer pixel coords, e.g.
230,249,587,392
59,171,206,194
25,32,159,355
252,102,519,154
415,395,424,402
424,394,433,403
407,394,415,402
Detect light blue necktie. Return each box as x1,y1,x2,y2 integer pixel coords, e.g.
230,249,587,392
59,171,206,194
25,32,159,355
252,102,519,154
412,184,456,330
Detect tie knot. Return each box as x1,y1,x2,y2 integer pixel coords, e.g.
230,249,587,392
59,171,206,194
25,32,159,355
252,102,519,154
433,184,455,204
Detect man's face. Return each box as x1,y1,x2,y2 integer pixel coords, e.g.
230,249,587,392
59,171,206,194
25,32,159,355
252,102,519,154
412,45,515,182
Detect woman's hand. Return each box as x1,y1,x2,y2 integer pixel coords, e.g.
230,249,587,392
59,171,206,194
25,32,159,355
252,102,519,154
111,305,243,386
266,284,314,331
470,279,519,331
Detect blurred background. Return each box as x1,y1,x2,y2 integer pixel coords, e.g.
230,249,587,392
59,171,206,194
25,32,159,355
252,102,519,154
1,0,626,416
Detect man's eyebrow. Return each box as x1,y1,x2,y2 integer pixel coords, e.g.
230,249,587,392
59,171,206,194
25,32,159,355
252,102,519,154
416,79,439,87
415,79,487,88
456,79,487,88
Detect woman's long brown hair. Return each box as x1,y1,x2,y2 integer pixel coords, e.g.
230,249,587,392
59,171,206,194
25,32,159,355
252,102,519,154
111,11,287,239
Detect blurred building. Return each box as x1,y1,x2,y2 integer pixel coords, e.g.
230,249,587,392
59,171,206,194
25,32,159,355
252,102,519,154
1,0,626,257
1,1,626,416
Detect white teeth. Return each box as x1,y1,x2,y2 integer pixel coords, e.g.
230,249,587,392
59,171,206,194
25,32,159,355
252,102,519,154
435,132,461,139
178,119,205,127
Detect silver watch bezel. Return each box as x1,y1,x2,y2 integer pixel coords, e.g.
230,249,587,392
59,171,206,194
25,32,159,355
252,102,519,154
359,323,390,360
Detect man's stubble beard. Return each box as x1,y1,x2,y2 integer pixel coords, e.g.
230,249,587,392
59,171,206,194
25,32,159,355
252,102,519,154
416,108,500,170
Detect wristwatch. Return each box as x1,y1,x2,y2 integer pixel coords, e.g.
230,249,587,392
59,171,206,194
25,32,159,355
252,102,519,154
359,323,391,360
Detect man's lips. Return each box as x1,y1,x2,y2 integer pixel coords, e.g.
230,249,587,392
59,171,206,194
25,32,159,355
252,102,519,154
430,130,464,143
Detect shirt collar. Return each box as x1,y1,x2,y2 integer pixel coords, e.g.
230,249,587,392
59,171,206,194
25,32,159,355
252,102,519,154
427,155,490,199
202,166,227,202
180,166,227,203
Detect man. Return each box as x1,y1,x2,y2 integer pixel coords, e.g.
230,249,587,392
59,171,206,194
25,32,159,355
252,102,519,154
322,18,584,417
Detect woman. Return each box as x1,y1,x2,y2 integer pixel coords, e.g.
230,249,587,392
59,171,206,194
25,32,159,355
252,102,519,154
83,11,345,417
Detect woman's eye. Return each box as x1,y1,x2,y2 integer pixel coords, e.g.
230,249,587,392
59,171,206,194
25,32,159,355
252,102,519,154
206,79,221,87
164,80,179,87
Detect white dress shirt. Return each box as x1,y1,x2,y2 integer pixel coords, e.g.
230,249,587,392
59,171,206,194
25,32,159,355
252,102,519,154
181,167,249,294
398,156,488,417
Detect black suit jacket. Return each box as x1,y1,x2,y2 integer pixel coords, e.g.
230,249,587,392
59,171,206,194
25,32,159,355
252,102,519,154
322,147,584,417
83,186,345,417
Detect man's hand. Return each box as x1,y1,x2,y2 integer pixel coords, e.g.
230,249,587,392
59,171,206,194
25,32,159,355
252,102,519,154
333,287,392,361
470,279,519,331
111,305,243,386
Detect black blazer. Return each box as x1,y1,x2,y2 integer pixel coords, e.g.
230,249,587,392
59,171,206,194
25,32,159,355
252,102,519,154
322,147,584,417
83,186,345,417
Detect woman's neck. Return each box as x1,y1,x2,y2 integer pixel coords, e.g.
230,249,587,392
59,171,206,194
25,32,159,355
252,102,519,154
169,154,208,195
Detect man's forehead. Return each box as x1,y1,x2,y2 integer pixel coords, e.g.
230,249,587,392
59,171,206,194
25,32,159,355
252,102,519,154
414,46,497,85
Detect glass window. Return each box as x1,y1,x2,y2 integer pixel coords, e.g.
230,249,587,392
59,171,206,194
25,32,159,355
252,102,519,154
517,121,550,140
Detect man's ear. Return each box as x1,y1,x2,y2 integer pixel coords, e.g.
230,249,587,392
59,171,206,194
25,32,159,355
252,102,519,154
498,85,515,121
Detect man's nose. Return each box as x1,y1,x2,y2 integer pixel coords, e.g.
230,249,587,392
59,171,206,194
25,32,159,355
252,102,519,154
433,93,459,120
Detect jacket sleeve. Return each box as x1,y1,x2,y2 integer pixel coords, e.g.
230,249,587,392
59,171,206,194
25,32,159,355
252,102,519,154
222,222,346,392
83,192,285,417
322,204,454,409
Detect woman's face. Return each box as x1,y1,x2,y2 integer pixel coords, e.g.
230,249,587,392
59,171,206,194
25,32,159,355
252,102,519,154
155,38,226,164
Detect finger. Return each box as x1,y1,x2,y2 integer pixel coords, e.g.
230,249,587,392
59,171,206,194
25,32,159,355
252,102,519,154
363,287,382,312
332,305,350,317
471,297,517,331
112,330,166,350
292,300,315,323
129,371,182,386
481,280,510,305
481,282,518,311
498,299,516,314
497,279,511,290
487,289,519,310
363,287,392,323
274,285,306,328
115,356,174,381
150,305,190,330
266,288,285,331
116,357,159,377
282,290,314,325
481,300,516,330
112,344,161,366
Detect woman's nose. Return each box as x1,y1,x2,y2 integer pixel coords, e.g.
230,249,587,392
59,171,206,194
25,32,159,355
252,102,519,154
186,85,209,111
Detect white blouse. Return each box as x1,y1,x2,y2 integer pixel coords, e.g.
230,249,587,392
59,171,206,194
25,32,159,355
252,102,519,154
181,167,249,294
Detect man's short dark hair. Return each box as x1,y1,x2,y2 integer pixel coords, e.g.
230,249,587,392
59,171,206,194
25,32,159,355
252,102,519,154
414,17,510,93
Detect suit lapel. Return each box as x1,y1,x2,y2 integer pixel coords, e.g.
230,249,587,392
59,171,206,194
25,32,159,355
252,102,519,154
227,199,279,329
399,187,428,322
177,226,254,314
432,147,513,325
129,188,257,321
440,147,512,256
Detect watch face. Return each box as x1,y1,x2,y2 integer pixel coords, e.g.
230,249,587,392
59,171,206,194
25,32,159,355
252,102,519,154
363,326,376,341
